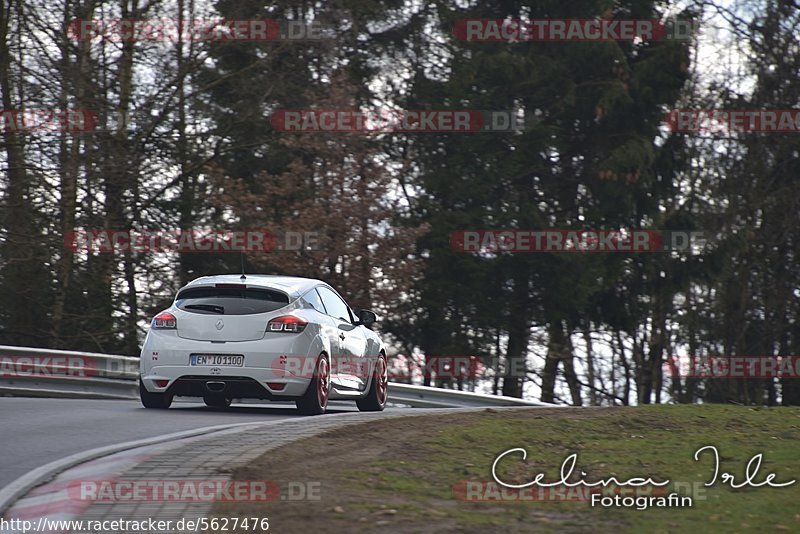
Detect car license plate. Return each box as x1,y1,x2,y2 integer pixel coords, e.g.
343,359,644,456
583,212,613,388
190,354,244,367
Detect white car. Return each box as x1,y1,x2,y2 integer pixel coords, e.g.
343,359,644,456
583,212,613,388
138,274,388,415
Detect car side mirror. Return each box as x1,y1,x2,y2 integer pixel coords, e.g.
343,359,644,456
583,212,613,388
354,309,378,326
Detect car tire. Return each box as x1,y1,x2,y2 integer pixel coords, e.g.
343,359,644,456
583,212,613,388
296,354,330,416
139,380,173,409
203,395,233,408
356,353,388,412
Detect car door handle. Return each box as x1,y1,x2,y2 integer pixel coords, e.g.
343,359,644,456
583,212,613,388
339,333,346,340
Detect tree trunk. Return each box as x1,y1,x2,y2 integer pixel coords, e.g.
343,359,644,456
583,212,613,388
562,325,582,406
583,325,597,405
0,0,38,345
540,320,565,403
96,0,138,352
53,0,91,344
502,271,529,398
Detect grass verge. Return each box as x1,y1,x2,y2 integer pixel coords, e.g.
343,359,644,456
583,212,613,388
214,405,800,533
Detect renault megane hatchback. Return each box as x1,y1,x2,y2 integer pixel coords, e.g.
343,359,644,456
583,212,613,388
138,275,388,415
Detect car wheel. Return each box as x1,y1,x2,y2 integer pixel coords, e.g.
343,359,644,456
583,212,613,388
139,380,173,409
356,353,388,412
203,395,233,408
296,354,330,416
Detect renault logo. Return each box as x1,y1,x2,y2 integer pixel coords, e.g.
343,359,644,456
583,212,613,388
215,319,224,330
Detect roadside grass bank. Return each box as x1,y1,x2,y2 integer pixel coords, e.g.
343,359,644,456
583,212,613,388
215,405,800,533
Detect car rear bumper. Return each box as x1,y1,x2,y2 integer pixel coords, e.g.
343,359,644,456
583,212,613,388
160,375,303,399
139,330,315,398
140,367,310,398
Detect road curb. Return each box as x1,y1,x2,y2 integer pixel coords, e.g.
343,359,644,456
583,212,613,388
1,406,547,523
0,408,448,518
0,420,271,516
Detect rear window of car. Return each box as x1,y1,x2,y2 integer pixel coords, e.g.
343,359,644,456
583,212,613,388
175,286,290,315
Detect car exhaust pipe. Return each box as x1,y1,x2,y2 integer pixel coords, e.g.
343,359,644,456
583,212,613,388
205,381,227,393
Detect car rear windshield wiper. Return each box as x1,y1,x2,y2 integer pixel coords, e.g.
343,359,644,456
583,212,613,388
184,304,225,314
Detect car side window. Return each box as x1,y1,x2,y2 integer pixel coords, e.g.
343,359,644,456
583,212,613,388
303,288,326,313
317,286,353,324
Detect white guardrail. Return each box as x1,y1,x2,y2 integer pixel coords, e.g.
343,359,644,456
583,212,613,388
0,345,551,408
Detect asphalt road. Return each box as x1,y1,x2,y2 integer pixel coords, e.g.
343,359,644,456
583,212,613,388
0,397,364,489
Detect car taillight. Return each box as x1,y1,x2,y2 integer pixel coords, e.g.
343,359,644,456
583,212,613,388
152,311,177,329
267,315,307,333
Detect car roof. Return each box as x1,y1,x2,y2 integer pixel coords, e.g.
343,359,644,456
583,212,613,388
183,274,327,299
